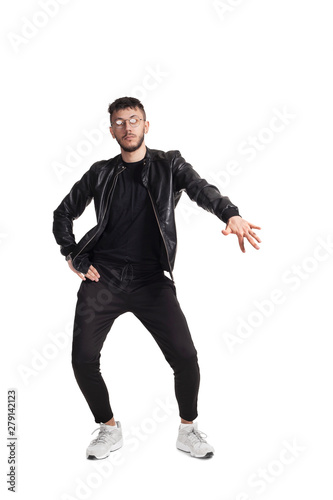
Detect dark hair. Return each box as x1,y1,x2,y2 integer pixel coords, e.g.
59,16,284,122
108,96,146,125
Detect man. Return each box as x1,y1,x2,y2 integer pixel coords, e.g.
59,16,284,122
52,96,261,460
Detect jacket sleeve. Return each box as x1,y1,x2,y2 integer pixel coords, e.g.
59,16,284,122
52,167,94,257
172,151,241,223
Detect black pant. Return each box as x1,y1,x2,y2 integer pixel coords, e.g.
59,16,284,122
71,262,200,423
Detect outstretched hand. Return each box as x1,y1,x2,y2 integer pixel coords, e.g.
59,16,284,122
222,215,261,252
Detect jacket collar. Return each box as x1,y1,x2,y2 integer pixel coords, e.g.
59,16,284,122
108,146,152,186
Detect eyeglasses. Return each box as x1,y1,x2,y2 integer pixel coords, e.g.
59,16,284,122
111,116,144,129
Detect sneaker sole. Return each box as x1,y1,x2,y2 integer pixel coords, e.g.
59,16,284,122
86,438,123,460
176,440,214,459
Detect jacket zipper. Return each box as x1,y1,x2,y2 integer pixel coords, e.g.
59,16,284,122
73,166,125,263
146,187,175,283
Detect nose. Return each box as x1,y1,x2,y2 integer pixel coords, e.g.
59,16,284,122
125,120,133,132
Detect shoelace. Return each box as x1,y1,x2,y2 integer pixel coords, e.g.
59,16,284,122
187,428,208,444
90,426,116,445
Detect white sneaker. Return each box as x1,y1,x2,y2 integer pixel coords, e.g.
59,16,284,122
86,421,123,460
176,422,214,458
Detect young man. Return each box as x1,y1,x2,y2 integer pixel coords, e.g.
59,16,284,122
53,96,261,460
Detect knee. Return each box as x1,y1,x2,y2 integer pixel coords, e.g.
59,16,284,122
71,358,101,384
71,348,100,369
171,352,199,374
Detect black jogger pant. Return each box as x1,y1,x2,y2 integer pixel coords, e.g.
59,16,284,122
71,262,200,423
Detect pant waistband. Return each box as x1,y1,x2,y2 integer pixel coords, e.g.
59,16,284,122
93,260,164,282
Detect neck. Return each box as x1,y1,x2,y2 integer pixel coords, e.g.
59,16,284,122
121,144,147,163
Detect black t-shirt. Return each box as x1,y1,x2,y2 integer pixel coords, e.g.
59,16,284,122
91,158,163,271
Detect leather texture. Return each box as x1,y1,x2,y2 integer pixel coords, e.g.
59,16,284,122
52,147,240,280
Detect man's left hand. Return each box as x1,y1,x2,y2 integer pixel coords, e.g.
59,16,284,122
222,216,261,252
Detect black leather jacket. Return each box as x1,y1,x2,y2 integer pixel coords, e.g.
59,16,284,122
52,147,240,282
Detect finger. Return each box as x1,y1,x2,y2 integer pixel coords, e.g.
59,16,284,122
85,271,99,281
86,267,99,278
76,271,86,280
221,228,231,235
238,234,245,253
246,233,260,249
89,265,100,278
85,269,99,281
249,230,262,243
248,223,261,230
85,274,98,281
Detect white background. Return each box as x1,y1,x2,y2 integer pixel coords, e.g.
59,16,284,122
1,1,332,499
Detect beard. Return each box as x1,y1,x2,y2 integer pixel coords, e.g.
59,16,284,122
116,131,145,153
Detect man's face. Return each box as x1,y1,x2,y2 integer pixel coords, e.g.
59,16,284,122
109,107,149,153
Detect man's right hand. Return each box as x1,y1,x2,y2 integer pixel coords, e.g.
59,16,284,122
67,258,100,281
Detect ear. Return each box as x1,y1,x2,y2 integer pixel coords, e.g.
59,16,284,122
144,120,150,134
109,126,115,139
